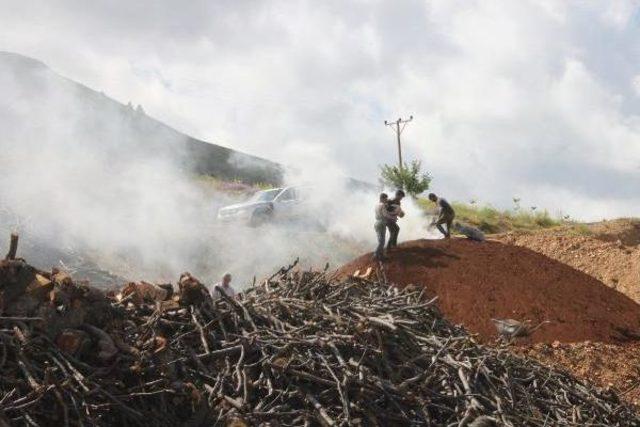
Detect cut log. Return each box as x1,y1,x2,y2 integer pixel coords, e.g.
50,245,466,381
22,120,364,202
55,329,91,356
5,233,18,260
26,274,54,301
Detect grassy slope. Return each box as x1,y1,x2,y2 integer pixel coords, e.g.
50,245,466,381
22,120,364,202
416,199,565,234
198,178,567,235
197,177,601,237
416,198,640,245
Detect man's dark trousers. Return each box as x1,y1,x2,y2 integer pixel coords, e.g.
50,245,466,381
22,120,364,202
387,222,399,249
374,221,387,259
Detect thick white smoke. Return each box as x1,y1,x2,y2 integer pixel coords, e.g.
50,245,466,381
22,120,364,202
0,53,437,290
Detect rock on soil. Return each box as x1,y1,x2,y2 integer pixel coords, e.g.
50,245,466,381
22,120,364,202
336,238,640,344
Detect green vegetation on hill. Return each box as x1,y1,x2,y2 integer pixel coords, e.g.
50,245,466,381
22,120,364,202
417,199,564,234
193,175,266,193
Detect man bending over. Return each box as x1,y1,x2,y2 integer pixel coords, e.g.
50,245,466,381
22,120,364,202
429,193,455,239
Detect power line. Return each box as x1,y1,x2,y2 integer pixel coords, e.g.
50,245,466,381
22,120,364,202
384,115,413,169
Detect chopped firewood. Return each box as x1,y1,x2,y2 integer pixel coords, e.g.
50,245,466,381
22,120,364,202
55,329,91,356
120,281,169,305
25,274,54,300
177,272,208,306
0,233,636,425
5,233,18,260
51,270,73,286
83,324,118,361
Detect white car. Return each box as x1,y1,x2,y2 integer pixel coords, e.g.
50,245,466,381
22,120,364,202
217,186,315,227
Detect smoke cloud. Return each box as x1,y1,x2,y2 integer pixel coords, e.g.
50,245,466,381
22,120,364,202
3,1,639,220
0,53,434,290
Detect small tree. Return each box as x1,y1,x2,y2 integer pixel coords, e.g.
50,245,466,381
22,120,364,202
379,160,431,197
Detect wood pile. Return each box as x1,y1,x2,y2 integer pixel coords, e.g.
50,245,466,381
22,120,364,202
0,236,637,426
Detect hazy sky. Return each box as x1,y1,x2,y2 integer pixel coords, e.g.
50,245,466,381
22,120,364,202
1,0,640,219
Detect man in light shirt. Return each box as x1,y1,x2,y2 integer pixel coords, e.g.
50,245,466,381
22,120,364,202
385,189,405,249
374,193,395,260
211,272,236,300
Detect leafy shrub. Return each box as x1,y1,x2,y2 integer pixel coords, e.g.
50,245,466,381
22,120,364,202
379,160,431,197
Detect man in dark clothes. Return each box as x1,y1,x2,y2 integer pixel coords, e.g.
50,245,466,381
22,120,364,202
429,193,455,238
386,189,405,249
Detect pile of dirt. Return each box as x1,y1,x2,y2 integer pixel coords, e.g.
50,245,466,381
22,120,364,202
519,342,640,407
498,225,640,303
336,238,640,344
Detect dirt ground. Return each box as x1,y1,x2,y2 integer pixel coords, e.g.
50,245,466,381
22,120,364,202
337,222,640,407
518,341,640,407
588,219,640,246
336,238,640,344
490,219,640,407
497,219,640,303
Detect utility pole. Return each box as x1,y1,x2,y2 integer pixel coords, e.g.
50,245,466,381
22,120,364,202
384,115,413,170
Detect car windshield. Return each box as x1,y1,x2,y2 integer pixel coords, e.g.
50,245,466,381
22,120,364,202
296,186,313,200
250,189,281,202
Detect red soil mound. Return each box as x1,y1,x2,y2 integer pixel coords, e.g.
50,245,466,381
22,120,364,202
336,238,640,344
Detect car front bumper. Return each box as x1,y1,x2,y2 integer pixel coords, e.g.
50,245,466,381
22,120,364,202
217,208,253,222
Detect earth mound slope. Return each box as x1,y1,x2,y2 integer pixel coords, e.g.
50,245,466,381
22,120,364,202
336,238,640,344
498,221,640,303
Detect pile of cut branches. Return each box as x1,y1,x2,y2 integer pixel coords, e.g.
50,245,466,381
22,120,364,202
0,236,637,426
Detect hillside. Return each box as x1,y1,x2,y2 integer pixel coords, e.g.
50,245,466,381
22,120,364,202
0,51,282,185
416,200,563,234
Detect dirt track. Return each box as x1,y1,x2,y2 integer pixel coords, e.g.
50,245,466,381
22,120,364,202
337,238,640,344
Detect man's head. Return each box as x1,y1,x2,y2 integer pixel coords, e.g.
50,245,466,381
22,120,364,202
222,273,232,287
428,193,438,202
379,192,388,202
395,189,405,200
